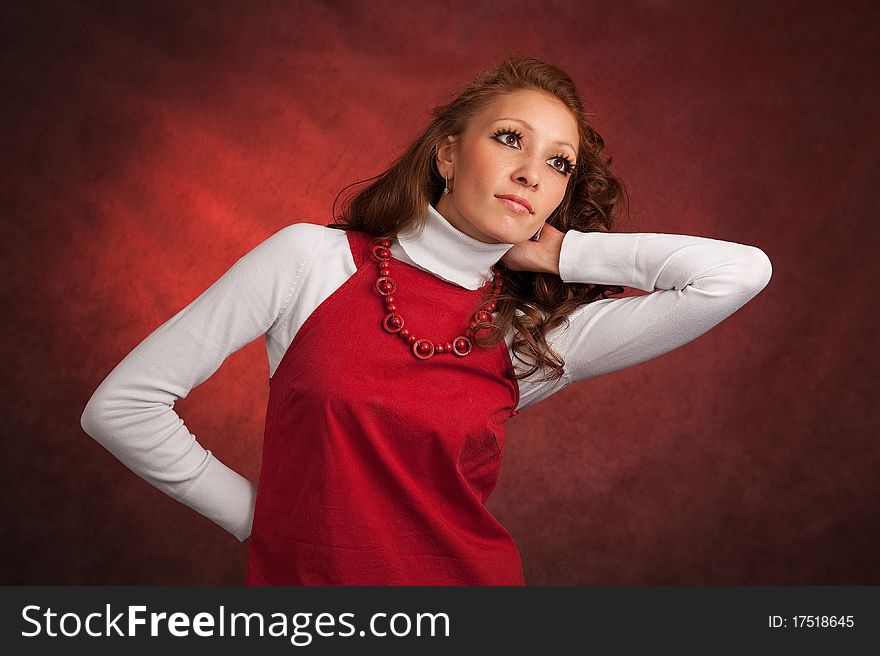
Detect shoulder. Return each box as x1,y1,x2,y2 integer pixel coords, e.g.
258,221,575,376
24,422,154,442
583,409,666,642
263,221,328,252
271,222,356,249
245,222,357,266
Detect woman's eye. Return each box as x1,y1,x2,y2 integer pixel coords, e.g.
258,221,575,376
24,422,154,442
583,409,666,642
494,131,521,148
548,157,572,174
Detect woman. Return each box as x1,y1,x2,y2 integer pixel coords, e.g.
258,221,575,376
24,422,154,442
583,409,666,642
81,57,772,585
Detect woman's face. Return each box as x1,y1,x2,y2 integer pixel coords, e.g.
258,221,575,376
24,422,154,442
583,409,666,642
434,88,580,244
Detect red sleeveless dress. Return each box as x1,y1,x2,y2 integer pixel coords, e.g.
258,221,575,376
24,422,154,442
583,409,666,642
245,229,523,585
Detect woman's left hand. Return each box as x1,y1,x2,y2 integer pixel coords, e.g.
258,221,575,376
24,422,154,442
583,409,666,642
500,223,565,275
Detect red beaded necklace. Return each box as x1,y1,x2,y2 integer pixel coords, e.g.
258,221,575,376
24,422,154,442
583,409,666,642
371,237,503,360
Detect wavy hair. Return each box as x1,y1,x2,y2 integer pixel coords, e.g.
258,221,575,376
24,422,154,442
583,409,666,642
328,56,629,382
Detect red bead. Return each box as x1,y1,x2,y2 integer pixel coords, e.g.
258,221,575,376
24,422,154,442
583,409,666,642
380,268,391,277
413,339,434,359
383,313,404,333
385,296,395,304
371,245,391,261
487,302,496,311
407,335,416,344
452,336,472,356
376,276,396,295
386,304,397,312
436,344,445,353
380,239,391,247
468,321,477,330
400,328,410,337
445,342,453,351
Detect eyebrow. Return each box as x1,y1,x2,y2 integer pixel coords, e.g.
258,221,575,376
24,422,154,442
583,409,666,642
494,117,577,153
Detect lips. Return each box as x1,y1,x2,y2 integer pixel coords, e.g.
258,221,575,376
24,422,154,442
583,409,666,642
495,194,533,214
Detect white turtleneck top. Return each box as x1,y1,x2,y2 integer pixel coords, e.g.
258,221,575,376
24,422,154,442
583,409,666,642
80,203,772,543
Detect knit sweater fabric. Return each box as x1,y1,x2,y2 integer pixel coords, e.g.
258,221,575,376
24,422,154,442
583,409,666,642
80,203,772,542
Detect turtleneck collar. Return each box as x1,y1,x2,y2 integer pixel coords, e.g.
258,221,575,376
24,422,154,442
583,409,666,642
393,203,515,290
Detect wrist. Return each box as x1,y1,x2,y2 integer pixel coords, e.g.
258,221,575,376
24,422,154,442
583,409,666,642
544,232,563,275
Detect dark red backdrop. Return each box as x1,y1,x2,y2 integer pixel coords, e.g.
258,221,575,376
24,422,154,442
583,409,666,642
2,0,877,585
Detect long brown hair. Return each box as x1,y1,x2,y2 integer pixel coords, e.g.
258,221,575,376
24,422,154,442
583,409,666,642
328,57,629,382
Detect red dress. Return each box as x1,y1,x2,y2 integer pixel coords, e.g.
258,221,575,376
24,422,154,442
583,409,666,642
245,229,523,585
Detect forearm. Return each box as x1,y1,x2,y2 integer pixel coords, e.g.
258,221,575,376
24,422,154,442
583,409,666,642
81,380,257,541
559,230,772,293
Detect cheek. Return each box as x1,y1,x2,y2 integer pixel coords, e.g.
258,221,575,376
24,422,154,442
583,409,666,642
549,176,570,204
462,147,503,187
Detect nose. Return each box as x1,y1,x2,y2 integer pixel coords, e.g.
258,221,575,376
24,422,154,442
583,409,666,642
512,154,542,188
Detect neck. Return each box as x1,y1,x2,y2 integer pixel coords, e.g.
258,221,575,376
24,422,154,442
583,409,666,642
392,203,515,290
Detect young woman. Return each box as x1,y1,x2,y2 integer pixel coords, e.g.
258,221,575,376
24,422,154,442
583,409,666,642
81,57,772,585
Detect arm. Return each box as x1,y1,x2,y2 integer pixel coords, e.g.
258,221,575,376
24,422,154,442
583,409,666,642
516,229,773,409
80,223,325,541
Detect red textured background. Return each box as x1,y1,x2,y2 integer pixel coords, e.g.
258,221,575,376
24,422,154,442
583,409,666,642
2,0,877,585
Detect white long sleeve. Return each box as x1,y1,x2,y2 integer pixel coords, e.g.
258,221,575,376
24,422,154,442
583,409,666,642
514,230,773,407
80,222,326,541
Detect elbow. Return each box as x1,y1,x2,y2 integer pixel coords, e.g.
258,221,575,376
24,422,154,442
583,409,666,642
80,390,108,442
81,384,121,447
736,246,773,295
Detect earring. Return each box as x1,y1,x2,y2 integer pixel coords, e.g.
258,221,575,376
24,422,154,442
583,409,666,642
529,222,545,242
442,173,450,195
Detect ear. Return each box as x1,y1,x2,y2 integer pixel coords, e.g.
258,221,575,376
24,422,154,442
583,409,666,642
435,135,457,177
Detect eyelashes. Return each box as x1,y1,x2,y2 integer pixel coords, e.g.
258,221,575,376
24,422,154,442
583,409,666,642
491,126,577,176
493,126,526,148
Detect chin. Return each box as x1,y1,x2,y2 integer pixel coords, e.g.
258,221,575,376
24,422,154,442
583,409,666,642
481,220,534,244
481,229,521,245
510,233,536,244
500,224,539,244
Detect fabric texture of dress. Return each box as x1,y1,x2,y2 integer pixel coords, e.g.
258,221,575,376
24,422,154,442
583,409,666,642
246,229,524,585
